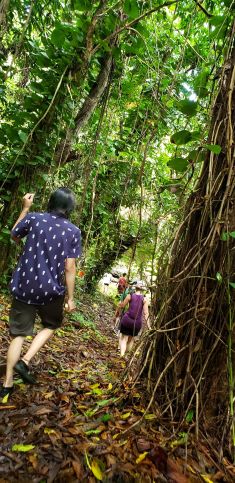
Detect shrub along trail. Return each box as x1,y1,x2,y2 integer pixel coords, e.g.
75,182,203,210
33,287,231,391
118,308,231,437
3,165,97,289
0,293,234,482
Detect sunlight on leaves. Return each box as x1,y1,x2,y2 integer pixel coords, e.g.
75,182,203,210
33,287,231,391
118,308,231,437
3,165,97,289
201,476,214,483
12,444,35,452
121,412,131,419
1,393,9,404
136,452,148,464
170,432,188,448
91,459,103,481
44,428,56,435
216,272,223,284
85,429,102,436
144,414,157,420
90,383,100,389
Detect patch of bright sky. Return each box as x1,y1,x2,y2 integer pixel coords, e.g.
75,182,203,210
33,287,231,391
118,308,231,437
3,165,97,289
182,82,198,101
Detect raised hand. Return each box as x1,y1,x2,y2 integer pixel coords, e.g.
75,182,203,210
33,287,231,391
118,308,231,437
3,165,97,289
23,193,35,210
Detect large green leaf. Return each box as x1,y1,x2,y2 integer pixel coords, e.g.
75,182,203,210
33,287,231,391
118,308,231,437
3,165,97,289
167,157,189,173
51,27,66,48
210,24,227,40
72,0,89,11
209,15,225,27
193,70,209,98
187,150,205,163
124,0,139,19
18,131,28,143
205,144,221,154
185,409,194,423
221,231,229,241
170,130,192,145
177,99,197,116
190,131,201,141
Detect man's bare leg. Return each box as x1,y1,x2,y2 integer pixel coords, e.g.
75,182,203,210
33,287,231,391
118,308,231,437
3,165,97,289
4,336,25,387
22,328,54,365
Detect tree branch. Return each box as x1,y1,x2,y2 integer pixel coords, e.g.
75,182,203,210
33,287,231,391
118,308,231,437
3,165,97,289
91,0,179,55
84,0,108,63
55,53,113,165
192,0,212,18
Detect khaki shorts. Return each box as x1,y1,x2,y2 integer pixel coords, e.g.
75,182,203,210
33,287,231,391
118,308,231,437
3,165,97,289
9,297,64,336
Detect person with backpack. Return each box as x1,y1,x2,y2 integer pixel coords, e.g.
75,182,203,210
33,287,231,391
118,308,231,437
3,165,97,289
118,283,150,356
117,273,127,294
0,188,81,399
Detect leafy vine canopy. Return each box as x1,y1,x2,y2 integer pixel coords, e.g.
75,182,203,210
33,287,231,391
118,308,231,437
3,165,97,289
0,0,234,282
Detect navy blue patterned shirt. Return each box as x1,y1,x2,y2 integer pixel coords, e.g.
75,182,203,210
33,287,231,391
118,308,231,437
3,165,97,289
10,212,81,305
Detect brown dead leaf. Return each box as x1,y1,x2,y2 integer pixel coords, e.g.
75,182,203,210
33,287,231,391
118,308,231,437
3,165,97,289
34,407,53,416
136,438,152,452
67,426,83,435
28,453,38,470
101,431,108,440
40,465,49,475
72,460,83,479
55,467,74,479
105,453,117,467
167,458,189,482
62,437,76,444
44,391,54,399
60,394,70,403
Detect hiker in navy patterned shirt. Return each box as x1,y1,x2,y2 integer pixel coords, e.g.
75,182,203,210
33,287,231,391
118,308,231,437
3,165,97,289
0,188,81,399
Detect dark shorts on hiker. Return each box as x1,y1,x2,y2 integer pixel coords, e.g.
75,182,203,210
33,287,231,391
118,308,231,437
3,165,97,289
9,297,64,336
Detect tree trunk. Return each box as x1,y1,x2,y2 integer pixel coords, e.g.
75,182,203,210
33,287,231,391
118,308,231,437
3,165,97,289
55,53,113,166
0,0,9,28
143,29,235,452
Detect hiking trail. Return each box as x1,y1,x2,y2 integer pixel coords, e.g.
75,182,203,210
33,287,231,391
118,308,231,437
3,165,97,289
0,293,234,482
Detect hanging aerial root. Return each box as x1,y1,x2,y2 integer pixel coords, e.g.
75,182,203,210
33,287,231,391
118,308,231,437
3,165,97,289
125,36,235,457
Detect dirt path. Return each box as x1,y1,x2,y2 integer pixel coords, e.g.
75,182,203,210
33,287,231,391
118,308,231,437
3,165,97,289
0,293,234,482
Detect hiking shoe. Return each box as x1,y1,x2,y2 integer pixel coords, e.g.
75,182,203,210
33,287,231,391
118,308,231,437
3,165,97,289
14,360,36,384
0,386,14,399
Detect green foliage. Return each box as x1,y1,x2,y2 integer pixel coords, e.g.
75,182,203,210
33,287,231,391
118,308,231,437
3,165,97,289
69,312,106,343
205,144,222,154
216,272,223,284
170,130,200,145
167,157,189,173
124,0,140,19
0,0,233,287
176,99,197,117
